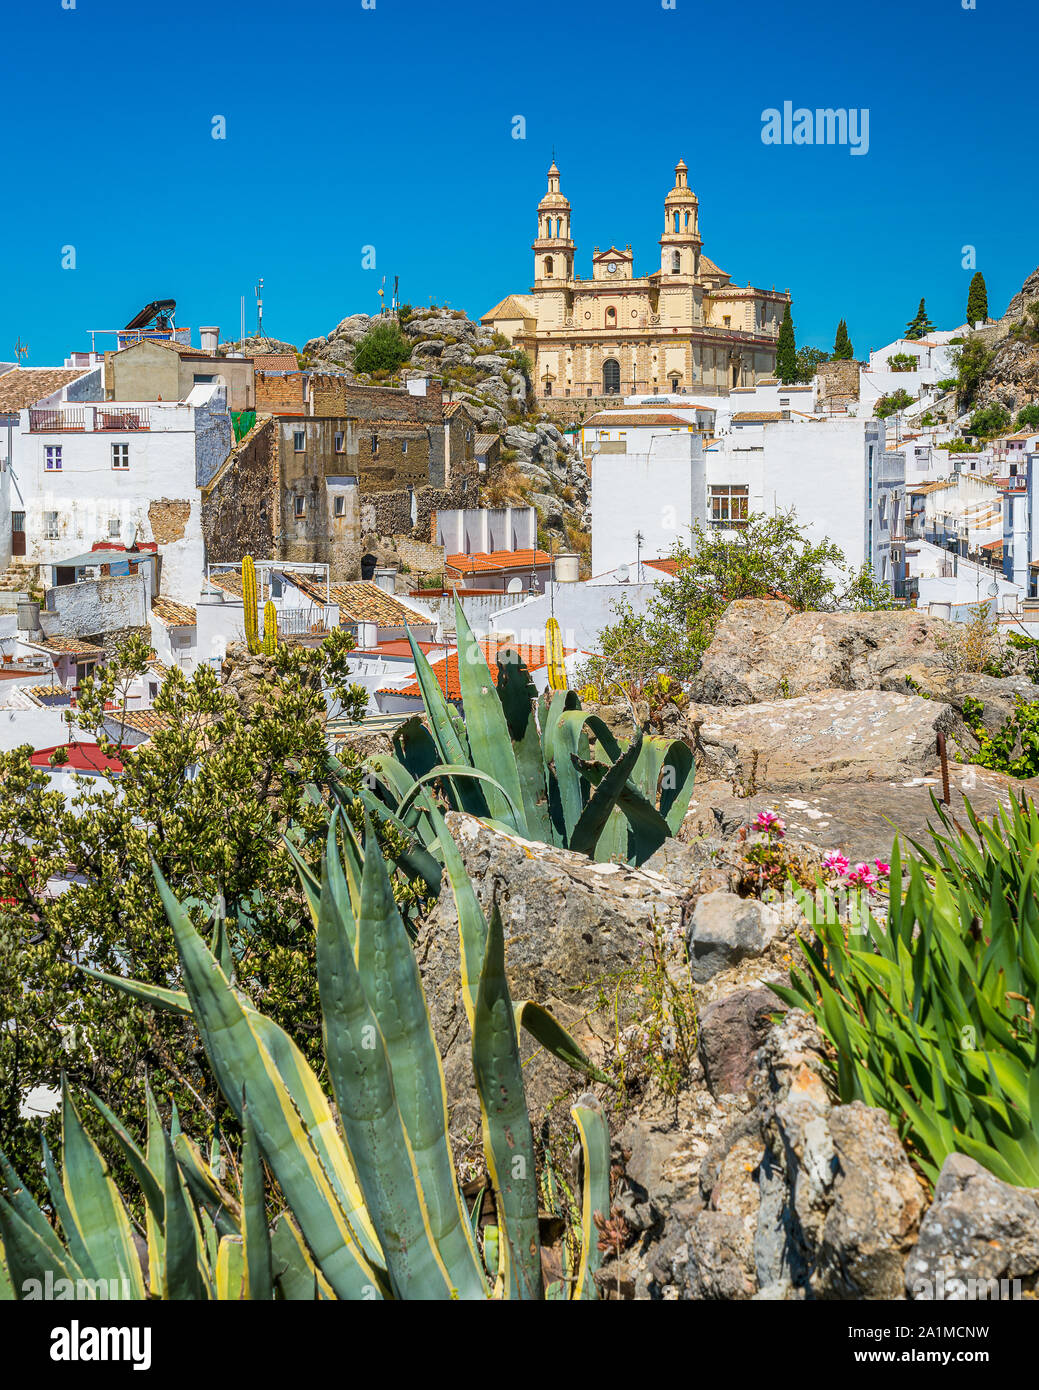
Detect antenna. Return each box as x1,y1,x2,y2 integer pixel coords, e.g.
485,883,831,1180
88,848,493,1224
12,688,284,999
254,277,264,339
13,337,29,363
392,275,399,313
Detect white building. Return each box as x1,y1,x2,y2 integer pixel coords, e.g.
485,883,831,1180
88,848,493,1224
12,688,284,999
591,431,707,577
856,333,961,416
10,383,231,604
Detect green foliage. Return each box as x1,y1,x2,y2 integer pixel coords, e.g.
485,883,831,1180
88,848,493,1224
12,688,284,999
775,796,1039,1187
936,377,959,393
887,352,919,373
952,337,993,411
1010,302,1039,345
966,272,988,325
963,696,1039,779
591,510,895,693
0,814,613,1298
0,633,372,1188
510,348,533,379
874,388,915,418
361,596,695,868
966,402,1011,437
775,303,797,383
352,321,412,375
793,346,829,382
832,319,854,360
904,297,936,340
1016,404,1039,429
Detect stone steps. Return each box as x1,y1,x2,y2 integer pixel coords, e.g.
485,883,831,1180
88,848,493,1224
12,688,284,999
0,564,37,594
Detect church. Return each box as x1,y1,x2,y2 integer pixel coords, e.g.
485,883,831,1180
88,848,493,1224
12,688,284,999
481,160,791,402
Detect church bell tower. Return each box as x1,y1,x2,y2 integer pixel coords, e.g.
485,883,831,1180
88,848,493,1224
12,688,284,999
659,159,702,280
533,161,575,284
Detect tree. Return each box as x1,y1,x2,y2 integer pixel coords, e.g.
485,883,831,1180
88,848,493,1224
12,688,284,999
775,304,797,384
352,320,412,374
874,388,915,418
0,632,382,1186
1016,404,1039,429
952,337,993,411
832,319,854,359
966,272,988,326
794,346,829,382
590,510,896,693
966,403,1011,437
905,298,936,341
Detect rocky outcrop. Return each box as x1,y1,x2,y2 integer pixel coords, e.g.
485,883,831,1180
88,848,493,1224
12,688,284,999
905,1154,1039,1299
691,600,953,706
689,688,952,792
687,892,782,983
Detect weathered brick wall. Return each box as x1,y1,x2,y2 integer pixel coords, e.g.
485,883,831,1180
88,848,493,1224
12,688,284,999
356,427,432,491
395,537,445,573
255,371,305,414
308,376,446,486
817,358,860,405
201,416,277,563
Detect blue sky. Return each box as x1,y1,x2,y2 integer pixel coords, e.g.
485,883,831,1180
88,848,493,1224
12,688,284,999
4,0,1035,364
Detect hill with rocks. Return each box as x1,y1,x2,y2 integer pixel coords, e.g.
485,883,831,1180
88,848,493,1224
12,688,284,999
970,265,1039,414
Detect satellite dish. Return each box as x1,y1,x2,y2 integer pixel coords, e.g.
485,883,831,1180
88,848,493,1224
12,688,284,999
507,577,523,594
614,564,630,583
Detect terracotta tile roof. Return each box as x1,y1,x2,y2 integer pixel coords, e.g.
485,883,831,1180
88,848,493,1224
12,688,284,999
151,597,197,627
30,635,105,658
147,655,171,678
908,481,956,495
474,433,499,452
0,367,88,412
115,709,170,736
253,353,299,371
643,557,690,576
209,571,245,597
584,412,696,428
381,637,568,701
22,683,70,705
732,411,783,422
445,548,552,574
285,574,429,626
480,294,538,323
31,741,125,774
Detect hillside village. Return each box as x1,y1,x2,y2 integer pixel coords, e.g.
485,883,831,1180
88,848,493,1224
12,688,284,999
4,166,1039,1308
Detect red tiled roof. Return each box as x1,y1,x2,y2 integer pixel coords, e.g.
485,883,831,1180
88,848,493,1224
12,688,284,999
445,548,553,574
31,742,126,774
381,637,567,701
643,557,690,576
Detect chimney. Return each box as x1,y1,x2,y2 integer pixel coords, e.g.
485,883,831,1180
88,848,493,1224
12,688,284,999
373,566,398,594
200,326,220,354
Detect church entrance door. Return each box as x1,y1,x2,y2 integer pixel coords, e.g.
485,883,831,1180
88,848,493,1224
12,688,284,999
603,359,620,394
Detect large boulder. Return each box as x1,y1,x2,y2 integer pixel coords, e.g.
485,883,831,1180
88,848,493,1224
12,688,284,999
692,600,953,706
416,813,685,1138
689,688,953,792
698,988,787,1098
905,1154,1039,1300
687,892,782,983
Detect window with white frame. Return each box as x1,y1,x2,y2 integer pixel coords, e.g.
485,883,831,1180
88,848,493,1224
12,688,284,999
45,446,62,471
44,511,60,539
333,495,345,517
109,518,121,537
111,443,129,469
709,484,749,526
293,430,306,452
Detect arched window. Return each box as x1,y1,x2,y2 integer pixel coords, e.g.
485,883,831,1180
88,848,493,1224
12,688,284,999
603,359,620,394
673,211,680,233
545,256,554,276
672,252,681,273
605,306,617,328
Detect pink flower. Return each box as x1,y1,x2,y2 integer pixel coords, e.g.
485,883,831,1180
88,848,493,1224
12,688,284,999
845,862,877,888
754,810,785,836
874,859,890,877
822,850,849,875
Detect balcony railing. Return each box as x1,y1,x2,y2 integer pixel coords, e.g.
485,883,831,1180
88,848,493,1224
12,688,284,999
276,607,335,637
995,476,1028,493
28,406,151,433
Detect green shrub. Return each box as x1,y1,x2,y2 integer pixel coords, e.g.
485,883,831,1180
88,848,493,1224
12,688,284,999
352,321,412,375
1016,404,1039,429
963,696,1039,778
874,389,914,418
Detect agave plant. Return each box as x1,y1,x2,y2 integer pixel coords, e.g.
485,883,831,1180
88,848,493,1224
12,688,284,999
355,594,695,867
0,805,613,1299
775,793,1039,1188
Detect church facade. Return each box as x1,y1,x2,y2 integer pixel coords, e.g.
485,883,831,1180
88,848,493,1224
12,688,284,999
482,160,791,402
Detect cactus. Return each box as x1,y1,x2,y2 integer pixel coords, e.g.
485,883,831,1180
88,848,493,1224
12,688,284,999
262,600,277,656
242,554,259,655
0,809,613,1299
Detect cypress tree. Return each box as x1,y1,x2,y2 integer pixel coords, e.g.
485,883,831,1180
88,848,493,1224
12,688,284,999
966,272,989,326
905,298,936,341
776,304,797,383
832,319,854,360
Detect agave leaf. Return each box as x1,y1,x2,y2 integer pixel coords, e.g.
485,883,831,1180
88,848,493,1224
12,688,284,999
513,1001,618,1090
0,1198,86,1293
241,1098,274,1301
157,1120,206,1300
59,1081,146,1298
215,1235,245,1300
351,817,487,1297
472,896,542,1300
270,1212,335,1300
316,833,459,1300
496,649,554,843
80,965,192,1016
403,624,488,816
40,1135,100,1284
571,1097,610,1300
0,1147,77,1276
87,1089,165,1227
395,764,524,831
453,595,528,832
569,733,646,859
151,862,388,1300
173,1134,241,1240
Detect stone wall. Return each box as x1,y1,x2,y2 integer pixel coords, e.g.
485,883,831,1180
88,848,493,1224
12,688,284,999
816,358,860,407
46,573,148,639
360,477,474,544
201,415,277,564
